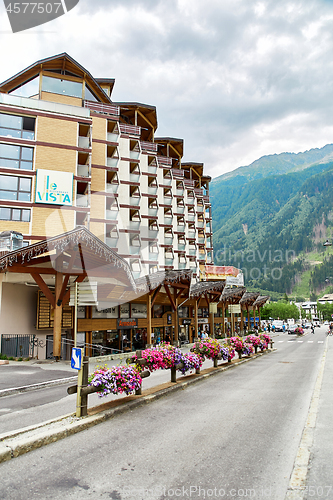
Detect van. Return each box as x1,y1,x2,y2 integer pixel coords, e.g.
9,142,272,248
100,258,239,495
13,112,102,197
272,320,284,332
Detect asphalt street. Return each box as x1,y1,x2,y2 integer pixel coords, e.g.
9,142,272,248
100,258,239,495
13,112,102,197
0,327,331,500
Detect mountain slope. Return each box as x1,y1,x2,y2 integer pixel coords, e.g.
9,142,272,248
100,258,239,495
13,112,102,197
211,146,333,298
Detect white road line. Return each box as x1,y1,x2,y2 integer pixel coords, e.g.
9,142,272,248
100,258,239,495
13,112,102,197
278,340,284,343
298,340,303,343
318,341,324,343
308,341,314,343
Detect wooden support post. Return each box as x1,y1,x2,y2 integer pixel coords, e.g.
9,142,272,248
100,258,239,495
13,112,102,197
247,307,251,333
147,293,152,346
53,272,63,359
174,293,179,344
194,299,199,341
209,303,215,339
171,366,177,383
240,308,244,334
222,304,225,337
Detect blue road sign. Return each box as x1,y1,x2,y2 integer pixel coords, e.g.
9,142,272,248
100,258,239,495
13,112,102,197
71,348,82,370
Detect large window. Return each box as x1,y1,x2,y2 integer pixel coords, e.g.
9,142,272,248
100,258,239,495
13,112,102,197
0,175,32,201
0,144,33,170
0,113,35,140
0,206,30,222
42,75,83,98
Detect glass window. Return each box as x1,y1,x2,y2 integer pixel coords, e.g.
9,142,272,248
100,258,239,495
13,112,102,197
0,113,35,140
0,144,33,170
0,175,31,201
85,85,98,102
9,76,39,98
0,206,31,222
42,76,83,98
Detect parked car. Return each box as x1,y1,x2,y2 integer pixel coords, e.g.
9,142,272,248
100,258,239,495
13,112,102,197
272,320,284,332
288,324,299,334
304,323,312,329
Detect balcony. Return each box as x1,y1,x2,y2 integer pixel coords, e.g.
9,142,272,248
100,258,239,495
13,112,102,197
78,136,90,149
148,228,159,238
107,132,119,143
77,164,90,177
175,206,185,215
164,216,173,225
177,225,185,233
129,197,141,206
120,123,140,136
129,173,140,182
106,210,118,220
178,262,187,269
84,101,120,117
148,165,157,175
105,237,118,248
187,214,195,221
188,229,196,237
106,183,118,194
129,246,140,255
197,205,204,212
148,186,158,195
107,157,119,168
149,252,159,260
163,197,172,205
162,177,172,186
164,258,174,266
175,188,184,196
129,150,140,160
141,141,158,153
148,208,158,217
188,248,197,256
164,237,173,245
187,197,195,205
189,261,197,268
129,221,140,230
76,195,89,207
178,244,186,251
132,271,141,279
197,221,205,228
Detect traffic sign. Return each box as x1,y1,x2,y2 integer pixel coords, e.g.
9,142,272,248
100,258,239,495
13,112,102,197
71,348,82,370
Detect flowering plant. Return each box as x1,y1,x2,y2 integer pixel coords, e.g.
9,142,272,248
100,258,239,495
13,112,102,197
88,365,142,397
178,352,203,375
133,345,183,372
193,338,221,359
295,327,304,335
245,335,261,347
260,334,272,344
242,343,254,356
222,344,235,360
229,336,244,352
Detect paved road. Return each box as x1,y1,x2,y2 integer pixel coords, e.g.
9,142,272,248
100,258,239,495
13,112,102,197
0,328,331,500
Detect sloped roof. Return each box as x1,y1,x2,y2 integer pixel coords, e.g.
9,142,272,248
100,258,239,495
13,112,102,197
0,52,111,104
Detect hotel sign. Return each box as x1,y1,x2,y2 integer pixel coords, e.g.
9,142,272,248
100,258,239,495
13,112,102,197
35,169,73,206
117,318,138,329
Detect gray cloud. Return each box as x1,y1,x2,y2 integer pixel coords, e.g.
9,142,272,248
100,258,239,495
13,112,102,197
1,0,333,176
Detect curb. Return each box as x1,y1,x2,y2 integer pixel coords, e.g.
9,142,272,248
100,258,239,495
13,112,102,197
0,348,276,463
0,376,77,398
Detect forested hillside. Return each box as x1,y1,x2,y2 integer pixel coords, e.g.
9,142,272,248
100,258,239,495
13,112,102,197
210,145,333,299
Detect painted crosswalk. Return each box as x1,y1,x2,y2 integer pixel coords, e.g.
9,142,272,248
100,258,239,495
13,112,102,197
280,340,323,343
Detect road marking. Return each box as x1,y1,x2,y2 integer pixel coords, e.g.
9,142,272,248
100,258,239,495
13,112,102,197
0,408,11,413
285,337,328,499
318,341,324,343
298,340,303,343
308,341,314,343
278,340,284,343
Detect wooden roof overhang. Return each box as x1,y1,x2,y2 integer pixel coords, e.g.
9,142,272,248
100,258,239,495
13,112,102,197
189,280,226,307
253,295,270,308
240,292,260,308
154,137,184,158
219,286,246,305
0,52,111,104
0,227,135,309
118,269,193,312
115,102,158,135
181,162,204,179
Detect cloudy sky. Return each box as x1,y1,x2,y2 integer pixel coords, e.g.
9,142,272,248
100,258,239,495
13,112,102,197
1,0,333,179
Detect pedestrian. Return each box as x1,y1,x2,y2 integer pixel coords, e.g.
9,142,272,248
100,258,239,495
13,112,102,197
311,324,315,334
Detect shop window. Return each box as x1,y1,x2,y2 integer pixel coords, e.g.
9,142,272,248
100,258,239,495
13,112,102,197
0,143,33,170
178,307,189,318
0,206,30,222
0,175,31,201
0,113,35,140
